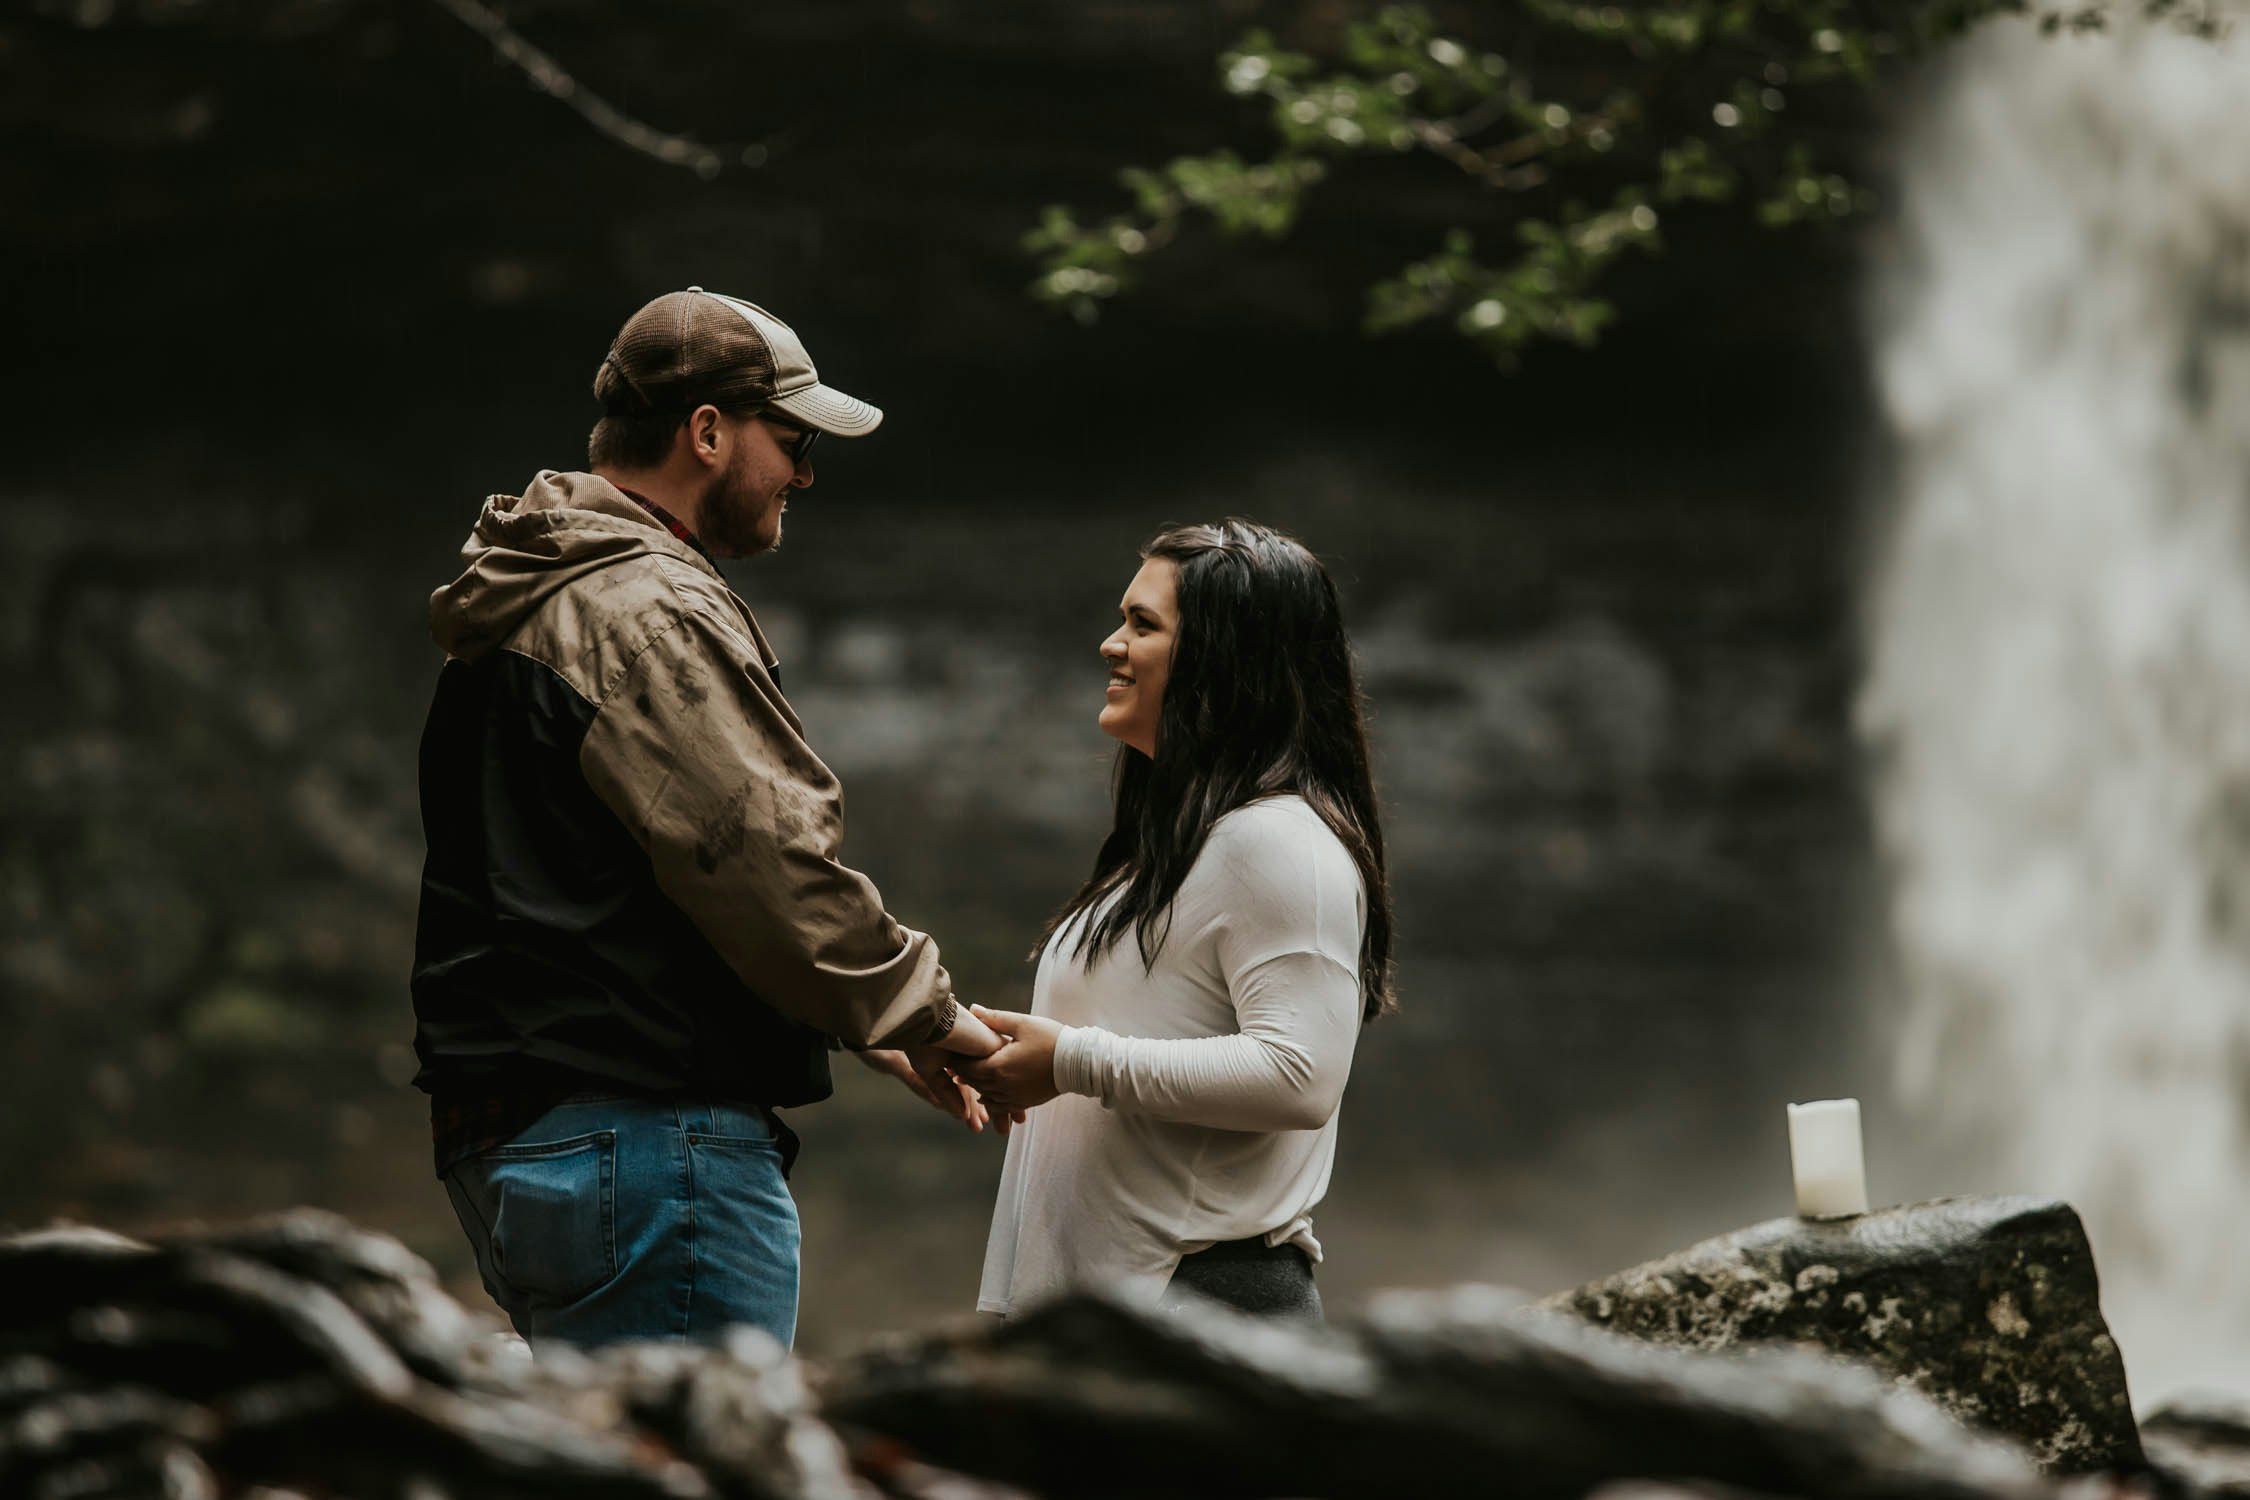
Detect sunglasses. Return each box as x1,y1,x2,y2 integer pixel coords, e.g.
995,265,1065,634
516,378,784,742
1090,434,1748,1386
762,412,819,466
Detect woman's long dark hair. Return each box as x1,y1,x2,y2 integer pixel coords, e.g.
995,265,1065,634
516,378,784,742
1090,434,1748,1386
1040,519,1396,1023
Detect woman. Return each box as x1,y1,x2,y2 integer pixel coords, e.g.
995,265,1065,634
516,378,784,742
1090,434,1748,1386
962,519,1395,1320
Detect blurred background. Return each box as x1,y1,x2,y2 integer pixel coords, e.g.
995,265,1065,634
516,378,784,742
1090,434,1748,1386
7,0,2248,1403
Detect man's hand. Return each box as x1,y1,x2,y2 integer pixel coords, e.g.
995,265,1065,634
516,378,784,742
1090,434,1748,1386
957,1005,1064,1114
856,1047,990,1132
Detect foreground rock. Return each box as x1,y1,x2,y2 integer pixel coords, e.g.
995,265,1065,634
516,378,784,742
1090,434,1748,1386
825,1284,2047,1500
0,1213,869,1500
0,1207,2141,1500
1539,1196,2140,1473
2140,1395,2250,1498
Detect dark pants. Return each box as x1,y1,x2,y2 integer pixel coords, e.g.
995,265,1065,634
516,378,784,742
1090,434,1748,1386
1161,1236,1323,1320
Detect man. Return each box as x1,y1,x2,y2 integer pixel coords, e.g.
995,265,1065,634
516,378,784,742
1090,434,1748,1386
410,287,1002,1352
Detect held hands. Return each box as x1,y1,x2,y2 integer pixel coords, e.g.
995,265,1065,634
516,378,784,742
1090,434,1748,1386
856,1000,1029,1135
956,1005,1063,1115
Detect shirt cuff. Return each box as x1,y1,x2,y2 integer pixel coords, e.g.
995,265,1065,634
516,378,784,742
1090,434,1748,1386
1051,1024,1104,1103
923,993,958,1046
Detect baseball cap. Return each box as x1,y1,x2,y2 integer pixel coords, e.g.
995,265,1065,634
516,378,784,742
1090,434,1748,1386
593,286,884,437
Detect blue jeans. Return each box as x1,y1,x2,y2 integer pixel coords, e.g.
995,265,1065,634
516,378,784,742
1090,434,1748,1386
442,1095,801,1351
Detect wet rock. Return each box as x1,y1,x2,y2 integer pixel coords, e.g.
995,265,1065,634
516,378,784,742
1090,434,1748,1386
1539,1195,2140,1473
2140,1395,2250,1498
825,1282,2046,1500
0,1210,865,1500
182,1209,490,1386
2,1204,2173,1500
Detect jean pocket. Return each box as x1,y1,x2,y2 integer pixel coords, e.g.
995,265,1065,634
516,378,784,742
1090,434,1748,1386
453,1131,618,1306
684,1132,800,1274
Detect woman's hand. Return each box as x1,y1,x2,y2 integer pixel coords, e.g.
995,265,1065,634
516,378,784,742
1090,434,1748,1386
957,1005,1064,1114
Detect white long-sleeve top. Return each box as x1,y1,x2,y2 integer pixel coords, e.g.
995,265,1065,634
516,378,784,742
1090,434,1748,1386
978,795,1365,1315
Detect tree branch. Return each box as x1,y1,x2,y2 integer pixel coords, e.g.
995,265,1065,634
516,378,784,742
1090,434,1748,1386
426,0,746,178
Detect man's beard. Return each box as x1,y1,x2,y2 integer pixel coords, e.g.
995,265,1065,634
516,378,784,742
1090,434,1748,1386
701,451,782,557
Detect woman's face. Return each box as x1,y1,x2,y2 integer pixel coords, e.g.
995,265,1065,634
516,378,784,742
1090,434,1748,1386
1098,557,1178,757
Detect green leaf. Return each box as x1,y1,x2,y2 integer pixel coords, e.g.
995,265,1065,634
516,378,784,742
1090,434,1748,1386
1024,0,2215,365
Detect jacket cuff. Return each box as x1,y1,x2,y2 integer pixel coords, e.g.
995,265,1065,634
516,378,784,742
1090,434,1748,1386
923,993,958,1046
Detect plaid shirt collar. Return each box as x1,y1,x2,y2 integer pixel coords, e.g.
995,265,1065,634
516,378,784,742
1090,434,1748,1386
617,487,717,568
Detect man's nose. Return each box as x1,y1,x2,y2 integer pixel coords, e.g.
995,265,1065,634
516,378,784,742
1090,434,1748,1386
790,460,815,488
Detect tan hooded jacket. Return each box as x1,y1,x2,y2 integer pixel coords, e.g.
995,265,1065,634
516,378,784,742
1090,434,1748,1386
420,470,955,1055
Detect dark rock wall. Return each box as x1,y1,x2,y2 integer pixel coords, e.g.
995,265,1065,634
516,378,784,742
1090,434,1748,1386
2,2,1894,1344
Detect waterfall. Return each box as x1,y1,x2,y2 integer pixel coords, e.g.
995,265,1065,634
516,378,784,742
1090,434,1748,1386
1864,14,2250,1400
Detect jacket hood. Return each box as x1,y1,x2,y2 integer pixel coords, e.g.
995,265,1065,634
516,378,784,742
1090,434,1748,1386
429,471,714,661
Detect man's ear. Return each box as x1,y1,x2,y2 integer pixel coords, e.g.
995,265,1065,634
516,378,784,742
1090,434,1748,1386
685,404,726,467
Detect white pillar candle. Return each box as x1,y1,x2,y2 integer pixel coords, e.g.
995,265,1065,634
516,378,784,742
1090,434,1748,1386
1788,1098,1870,1218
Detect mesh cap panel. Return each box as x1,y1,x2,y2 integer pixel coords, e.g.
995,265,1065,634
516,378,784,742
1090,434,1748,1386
594,289,779,414
590,286,883,437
